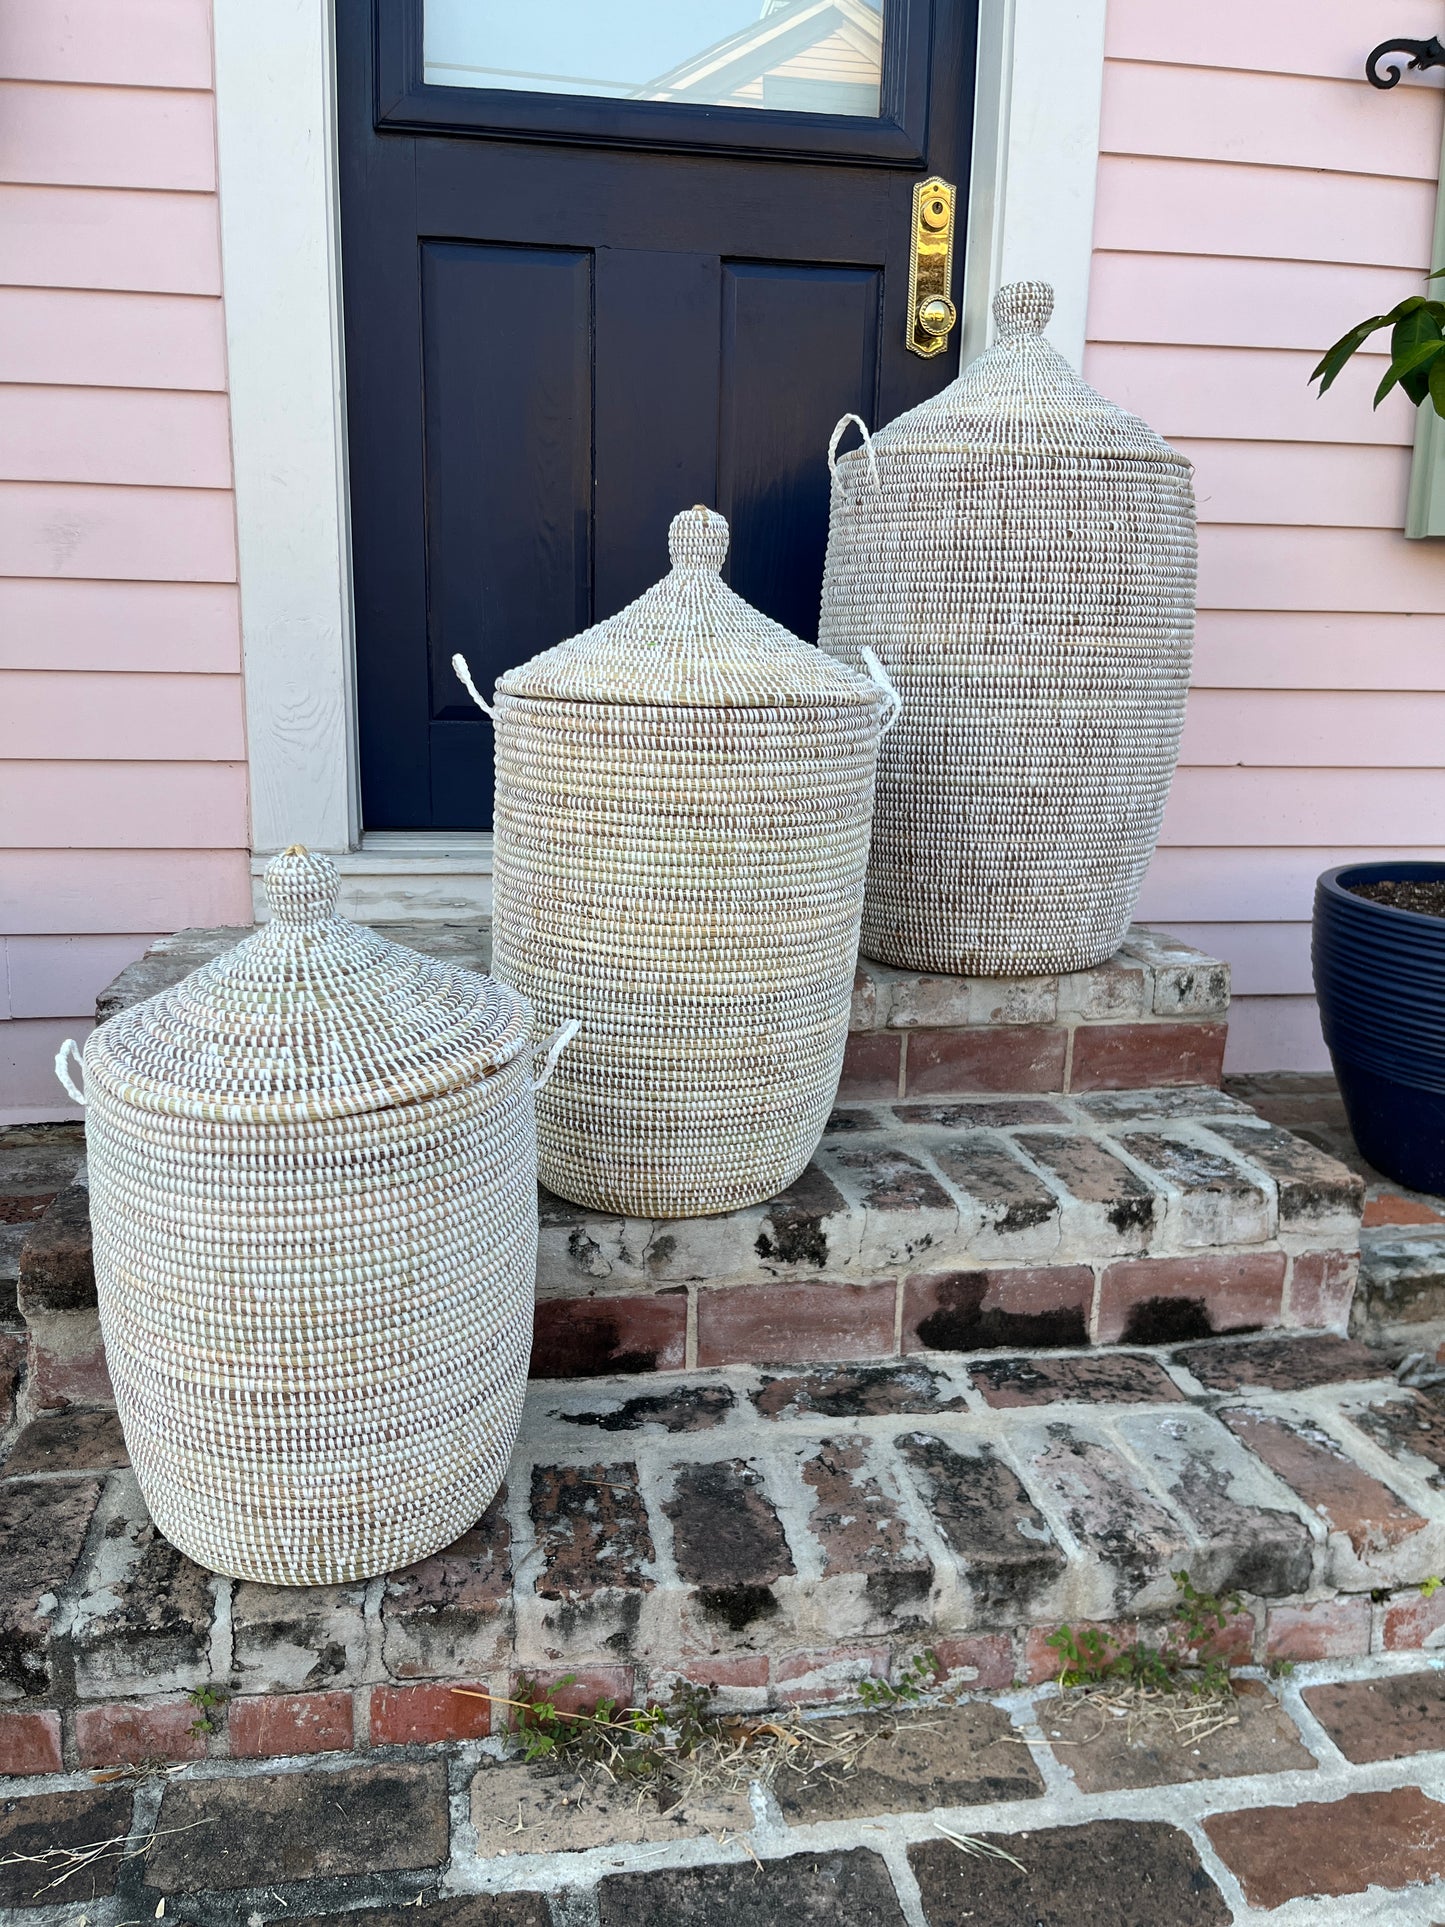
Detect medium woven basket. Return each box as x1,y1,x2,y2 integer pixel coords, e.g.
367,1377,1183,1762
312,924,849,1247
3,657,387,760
465,506,894,1219
818,280,1197,977
59,847,554,1586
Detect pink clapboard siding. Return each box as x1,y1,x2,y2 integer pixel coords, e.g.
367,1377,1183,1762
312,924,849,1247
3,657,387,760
1097,0,1445,1069
0,0,249,1121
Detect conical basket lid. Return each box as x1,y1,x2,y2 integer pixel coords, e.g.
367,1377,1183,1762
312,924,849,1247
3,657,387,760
496,506,881,708
84,847,531,1123
853,281,1190,469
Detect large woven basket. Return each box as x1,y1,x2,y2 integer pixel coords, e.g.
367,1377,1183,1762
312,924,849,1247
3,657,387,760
467,506,894,1219
818,280,1196,976
58,847,551,1586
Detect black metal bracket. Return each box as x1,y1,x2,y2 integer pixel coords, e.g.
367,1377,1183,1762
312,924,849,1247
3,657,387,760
1366,35,1445,88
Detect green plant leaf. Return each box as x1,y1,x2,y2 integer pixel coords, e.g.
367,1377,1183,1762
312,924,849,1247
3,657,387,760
1374,340,1445,408
1385,306,1445,406
1311,313,1393,391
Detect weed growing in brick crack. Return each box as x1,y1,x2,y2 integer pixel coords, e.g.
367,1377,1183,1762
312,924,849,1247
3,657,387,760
455,1678,894,1806
186,1685,227,1736
858,1649,943,1711
508,1675,714,1778
1048,1572,1243,1698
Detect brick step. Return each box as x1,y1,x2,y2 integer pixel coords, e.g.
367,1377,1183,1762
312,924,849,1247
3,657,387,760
97,921,1231,1100
7,1084,1365,1412
6,1333,1445,1775
532,1085,1365,1377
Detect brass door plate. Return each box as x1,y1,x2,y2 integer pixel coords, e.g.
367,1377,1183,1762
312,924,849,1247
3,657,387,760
907,176,957,358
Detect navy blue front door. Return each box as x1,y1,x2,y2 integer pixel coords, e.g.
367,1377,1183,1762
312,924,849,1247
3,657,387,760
339,0,976,830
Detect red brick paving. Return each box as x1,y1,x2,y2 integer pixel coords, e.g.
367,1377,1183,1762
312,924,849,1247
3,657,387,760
1095,1251,1286,1344
1226,1410,1426,1554
695,1279,896,1368
228,1690,354,1759
370,1682,492,1746
1304,1670,1445,1763
74,1696,206,1767
904,1024,1068,1095
1205,1786,1445,1909
1265,1597,1373,1661
0,1708,61,1776
1068,1020,1226,1091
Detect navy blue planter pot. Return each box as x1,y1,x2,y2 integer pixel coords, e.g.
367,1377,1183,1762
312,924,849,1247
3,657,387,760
1313,862,1445,1194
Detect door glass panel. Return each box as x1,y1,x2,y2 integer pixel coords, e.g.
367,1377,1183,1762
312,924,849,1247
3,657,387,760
423,0,885,117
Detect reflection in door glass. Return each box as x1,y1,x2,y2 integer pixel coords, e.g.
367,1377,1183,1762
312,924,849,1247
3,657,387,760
423,0,885,117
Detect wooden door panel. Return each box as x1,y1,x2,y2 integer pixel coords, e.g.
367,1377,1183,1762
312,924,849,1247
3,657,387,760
718,259,881,640
421,241,593,828
594,247,721,616
416,142,906,259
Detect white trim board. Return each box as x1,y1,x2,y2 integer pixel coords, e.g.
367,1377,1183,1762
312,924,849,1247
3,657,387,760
214,0,358,856
217,0,1106,917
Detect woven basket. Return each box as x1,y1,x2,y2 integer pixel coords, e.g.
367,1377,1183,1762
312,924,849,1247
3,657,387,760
463,505,894,1219
57,847,561,1585
818,280,1196,976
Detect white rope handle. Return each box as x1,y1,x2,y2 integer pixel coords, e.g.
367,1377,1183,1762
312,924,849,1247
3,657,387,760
452,653,496,721
860,647,903,736
827,413,881,500
533,1018,582,1093
54,1038,86,1106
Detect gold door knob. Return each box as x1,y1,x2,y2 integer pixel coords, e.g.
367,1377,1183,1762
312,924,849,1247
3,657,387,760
916,295,957,339
907,176,957,358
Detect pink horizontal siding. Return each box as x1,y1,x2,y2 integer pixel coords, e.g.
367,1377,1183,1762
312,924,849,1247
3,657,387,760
1193,614,1445,692
0,672,246,760
0,288,227,390
1097,3,1445,1070
1087,345,1416,446
5,933,161,1017
0,184,221,294
0,387,233,487
1198,525,1445,613
1163,770,1445,848
1091,253,1427,352
0,0,213,90
1095,155,1435,270
1105,0,1445,82
1138,847,1433,923
0,850,252,936
0,81,215,190
1213,997,1326,1075
1,0,247,1120
0,580,241,674
1180,441,1409,529
1181,690,1445,767
0,483,236,581
0,763,249,849
1101,62,1443,178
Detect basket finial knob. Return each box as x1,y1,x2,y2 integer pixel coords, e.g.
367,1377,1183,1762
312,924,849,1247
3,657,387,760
265,845,341,925
668,505,729,573
993,280,1054,340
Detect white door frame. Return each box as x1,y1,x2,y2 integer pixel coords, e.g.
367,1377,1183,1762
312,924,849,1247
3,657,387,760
214,0,1107,919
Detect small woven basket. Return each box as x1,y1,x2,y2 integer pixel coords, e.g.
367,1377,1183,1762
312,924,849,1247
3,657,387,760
58,847,563,1585
818,280,1197,976
462,506,894,1219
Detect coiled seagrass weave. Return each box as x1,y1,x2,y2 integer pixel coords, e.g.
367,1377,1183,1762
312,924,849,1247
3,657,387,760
464,506,896,1219
818,280,1196,976
56,846,558,1585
